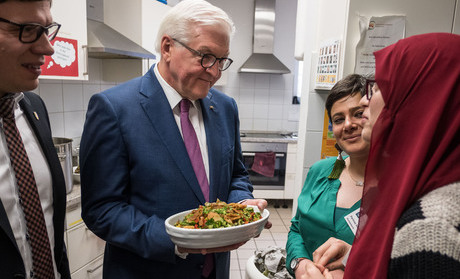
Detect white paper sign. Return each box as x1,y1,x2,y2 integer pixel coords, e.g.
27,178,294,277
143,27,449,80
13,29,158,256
354,15,406,77
344,208,360,235
315,39,341,90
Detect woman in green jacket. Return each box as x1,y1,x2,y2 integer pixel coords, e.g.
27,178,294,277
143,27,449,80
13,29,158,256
286,74,369,278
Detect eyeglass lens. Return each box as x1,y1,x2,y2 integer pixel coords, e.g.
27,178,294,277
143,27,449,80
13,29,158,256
201,55,232,71
366,80,375,100
21,24,60,43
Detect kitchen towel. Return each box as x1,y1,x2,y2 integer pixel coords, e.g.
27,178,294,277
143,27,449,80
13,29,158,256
251,152,276,177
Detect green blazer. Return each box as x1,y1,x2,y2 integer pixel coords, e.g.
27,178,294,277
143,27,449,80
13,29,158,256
286,157,360,275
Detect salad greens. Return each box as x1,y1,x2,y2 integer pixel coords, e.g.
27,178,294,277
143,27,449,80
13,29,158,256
175,199,262,229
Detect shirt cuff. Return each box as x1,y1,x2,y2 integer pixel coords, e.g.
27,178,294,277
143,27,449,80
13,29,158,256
175,245,188,259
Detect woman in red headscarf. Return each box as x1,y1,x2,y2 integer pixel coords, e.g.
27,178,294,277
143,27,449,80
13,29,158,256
303,32,460,278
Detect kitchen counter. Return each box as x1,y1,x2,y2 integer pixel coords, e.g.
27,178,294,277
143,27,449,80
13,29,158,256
240,132,298,143
65,132,299,208
67,184,81,210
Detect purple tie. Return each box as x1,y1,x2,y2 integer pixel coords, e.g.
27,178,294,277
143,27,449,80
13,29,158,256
179,99,214,277
180,99,210,202
0,97,55,279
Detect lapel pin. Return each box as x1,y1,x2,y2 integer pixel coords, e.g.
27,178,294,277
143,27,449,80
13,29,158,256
210,105,214,110
33,111,39,120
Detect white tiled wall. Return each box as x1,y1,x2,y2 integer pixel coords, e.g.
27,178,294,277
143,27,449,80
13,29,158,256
35,59,300,147
35,58,118,147
216,71,299,133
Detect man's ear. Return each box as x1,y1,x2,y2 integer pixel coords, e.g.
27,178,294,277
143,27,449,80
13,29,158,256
161,36,173,62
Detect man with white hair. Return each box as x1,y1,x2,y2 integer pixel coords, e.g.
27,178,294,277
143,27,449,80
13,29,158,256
80,1,271,278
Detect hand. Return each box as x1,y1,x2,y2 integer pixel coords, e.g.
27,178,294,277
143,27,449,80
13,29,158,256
241,199,272,229
177,241,246,254
312,237,351,270
304,260,334,279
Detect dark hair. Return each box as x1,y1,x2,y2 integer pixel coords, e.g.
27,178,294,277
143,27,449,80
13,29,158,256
325,74,366,120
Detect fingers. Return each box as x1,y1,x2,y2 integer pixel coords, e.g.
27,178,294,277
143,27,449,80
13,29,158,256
241,199,268,211
312,237,350,268
264,220,272,229
323,268,335,279
304,260,326,279
312,237,335,264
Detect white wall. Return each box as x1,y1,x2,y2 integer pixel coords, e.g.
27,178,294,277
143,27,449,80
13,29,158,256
293,0,457,212
36,0,300,147
209,0,300,133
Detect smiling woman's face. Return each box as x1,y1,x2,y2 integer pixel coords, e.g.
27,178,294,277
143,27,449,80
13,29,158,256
360,83,385,143
330,93,369,156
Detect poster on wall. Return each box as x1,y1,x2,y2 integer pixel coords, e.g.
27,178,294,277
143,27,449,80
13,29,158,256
315,39,341,90
41,37,79,77
320,110,338,159
354,15,406,77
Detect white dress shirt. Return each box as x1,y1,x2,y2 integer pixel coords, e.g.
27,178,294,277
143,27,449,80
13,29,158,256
153,64,210,182
0,93,60,279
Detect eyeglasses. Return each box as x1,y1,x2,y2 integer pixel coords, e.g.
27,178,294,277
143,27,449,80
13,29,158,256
0,17,61,44
365,79,376,100
172,38,233,71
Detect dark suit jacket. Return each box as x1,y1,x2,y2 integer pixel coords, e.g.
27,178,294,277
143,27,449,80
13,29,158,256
0,92,71,279
80,66,254,279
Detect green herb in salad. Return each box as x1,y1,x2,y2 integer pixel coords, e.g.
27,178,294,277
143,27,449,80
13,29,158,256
174,199,262,229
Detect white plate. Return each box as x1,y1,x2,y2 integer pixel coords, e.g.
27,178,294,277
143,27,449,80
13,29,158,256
165,205,269,249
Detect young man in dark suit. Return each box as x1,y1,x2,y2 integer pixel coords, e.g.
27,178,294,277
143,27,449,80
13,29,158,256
0,0,71,278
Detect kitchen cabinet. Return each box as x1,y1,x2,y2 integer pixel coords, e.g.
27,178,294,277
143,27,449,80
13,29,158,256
283,142,297,199
102,0,171,73
66,194,105,278
40,0,88,80
70,255,104,279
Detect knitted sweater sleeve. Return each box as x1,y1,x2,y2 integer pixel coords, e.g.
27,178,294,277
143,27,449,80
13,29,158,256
388,182,460,279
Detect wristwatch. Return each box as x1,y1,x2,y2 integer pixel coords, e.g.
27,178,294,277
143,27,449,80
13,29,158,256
290,258,306,271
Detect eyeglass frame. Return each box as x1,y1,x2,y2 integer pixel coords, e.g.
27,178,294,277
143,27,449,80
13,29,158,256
365,79,376,100
0,17,61,44
172,38,233,71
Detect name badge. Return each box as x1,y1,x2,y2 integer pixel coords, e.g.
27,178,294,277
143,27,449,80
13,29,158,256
344,208,360,235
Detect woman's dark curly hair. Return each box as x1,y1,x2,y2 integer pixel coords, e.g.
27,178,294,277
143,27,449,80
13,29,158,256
325,74,366,120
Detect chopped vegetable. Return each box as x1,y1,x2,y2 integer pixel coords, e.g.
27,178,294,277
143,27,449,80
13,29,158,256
174,199,262,229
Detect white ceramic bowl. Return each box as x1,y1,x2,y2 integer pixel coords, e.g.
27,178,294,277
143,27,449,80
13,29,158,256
165,205,269,249
246,255,268,279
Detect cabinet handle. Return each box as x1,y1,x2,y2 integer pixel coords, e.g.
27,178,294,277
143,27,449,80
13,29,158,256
242,152,285,158
87,263,103,274
82,45,88,76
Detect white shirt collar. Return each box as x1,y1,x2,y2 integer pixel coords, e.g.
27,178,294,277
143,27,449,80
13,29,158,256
153,64,199,110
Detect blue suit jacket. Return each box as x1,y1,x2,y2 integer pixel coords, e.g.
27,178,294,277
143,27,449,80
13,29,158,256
80,66,254,279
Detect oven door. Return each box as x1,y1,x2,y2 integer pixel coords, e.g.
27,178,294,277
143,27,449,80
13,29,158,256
242,151,286,190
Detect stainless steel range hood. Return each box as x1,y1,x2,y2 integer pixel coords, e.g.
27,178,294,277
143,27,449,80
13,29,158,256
87,0,156,59
239,0,290,74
